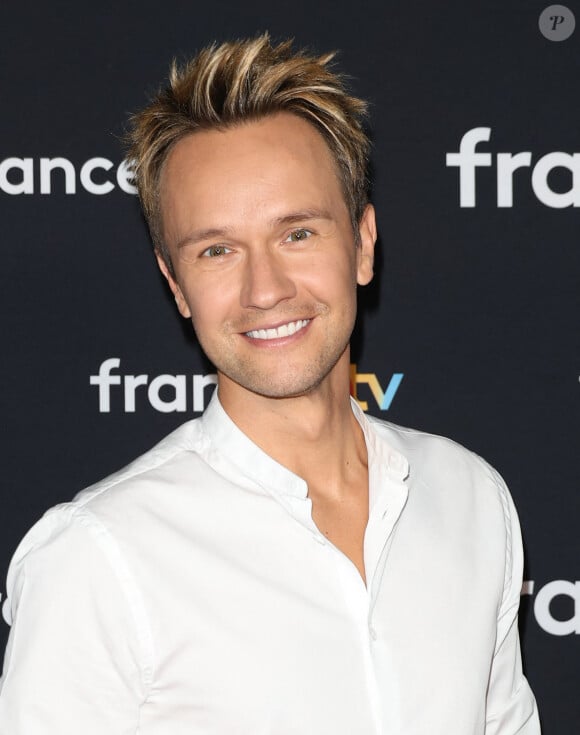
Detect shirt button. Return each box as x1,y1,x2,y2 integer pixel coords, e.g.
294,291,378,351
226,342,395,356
369,626,378,641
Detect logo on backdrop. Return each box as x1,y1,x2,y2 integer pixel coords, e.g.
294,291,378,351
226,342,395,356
89,358,404,414
522,580,580,635
446,128,580,208
0,157,136,195
350,364,404,411
3,579,577,632
90,358,217,413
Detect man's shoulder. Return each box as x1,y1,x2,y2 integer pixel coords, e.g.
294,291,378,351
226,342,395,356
366,412,508,497
11,416,207,559
366,414,518,563
3,417,209,620
366,412,472,455
74,415,206,509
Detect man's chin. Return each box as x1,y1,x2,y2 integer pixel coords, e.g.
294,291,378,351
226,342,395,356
213,342,350,402
236,380,321,401
218,370,327,402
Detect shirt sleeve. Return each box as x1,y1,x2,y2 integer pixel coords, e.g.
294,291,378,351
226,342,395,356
485,473,541,734
0,504,153,735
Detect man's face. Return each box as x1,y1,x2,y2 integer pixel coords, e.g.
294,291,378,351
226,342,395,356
158,112,376,401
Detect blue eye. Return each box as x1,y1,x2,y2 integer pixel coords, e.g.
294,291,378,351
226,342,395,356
202,245,231,257
286,229,312,242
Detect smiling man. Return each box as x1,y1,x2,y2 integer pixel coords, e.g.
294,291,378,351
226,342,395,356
0,35,539,734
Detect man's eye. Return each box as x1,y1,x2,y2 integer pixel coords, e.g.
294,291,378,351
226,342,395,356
202,245,231,257
285,229,312,243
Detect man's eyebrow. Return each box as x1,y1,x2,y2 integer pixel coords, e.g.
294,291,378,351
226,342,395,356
176,227,233,250
272,209,333,226
175,210,333,249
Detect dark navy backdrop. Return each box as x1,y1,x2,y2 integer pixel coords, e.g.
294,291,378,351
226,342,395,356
1,2,579,732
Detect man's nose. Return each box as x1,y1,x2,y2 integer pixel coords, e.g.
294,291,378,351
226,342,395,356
239,249,297,309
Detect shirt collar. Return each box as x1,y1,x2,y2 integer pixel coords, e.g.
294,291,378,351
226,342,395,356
349,399,410,483
200,390,308,499
200,390,410,499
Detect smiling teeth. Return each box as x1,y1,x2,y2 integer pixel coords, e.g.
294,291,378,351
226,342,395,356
246,319,310,340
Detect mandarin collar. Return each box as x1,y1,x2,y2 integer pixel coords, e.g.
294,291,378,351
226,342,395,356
200,390,410,498
349,400,410,483
200,391,308,498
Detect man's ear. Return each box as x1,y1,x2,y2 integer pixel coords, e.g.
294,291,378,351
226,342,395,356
356,204,377,286
155,252,192,319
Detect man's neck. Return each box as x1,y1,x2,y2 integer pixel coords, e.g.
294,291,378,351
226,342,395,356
216,354,368,500
218,351,370,583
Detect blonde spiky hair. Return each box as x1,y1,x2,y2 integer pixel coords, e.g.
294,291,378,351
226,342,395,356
127,33,370,273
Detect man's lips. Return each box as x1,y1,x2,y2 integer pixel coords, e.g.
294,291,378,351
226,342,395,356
244,319,311,340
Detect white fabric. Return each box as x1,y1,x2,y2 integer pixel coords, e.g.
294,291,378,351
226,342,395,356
0,393,540,734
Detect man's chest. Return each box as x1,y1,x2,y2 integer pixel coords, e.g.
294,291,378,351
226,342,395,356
113,479,501,734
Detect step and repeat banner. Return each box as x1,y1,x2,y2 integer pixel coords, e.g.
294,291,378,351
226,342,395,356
1,2,578,732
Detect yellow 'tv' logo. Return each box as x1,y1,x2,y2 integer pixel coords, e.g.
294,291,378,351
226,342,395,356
350,364,404,411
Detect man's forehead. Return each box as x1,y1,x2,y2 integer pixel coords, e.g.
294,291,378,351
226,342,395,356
158,114,347,237
162,112,337,180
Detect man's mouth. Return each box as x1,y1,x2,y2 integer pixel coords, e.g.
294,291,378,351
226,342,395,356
245,319,311,340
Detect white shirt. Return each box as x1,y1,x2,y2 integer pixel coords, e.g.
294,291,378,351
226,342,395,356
0,393,539,734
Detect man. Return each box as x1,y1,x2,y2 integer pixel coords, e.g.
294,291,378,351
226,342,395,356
0,35,539,734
